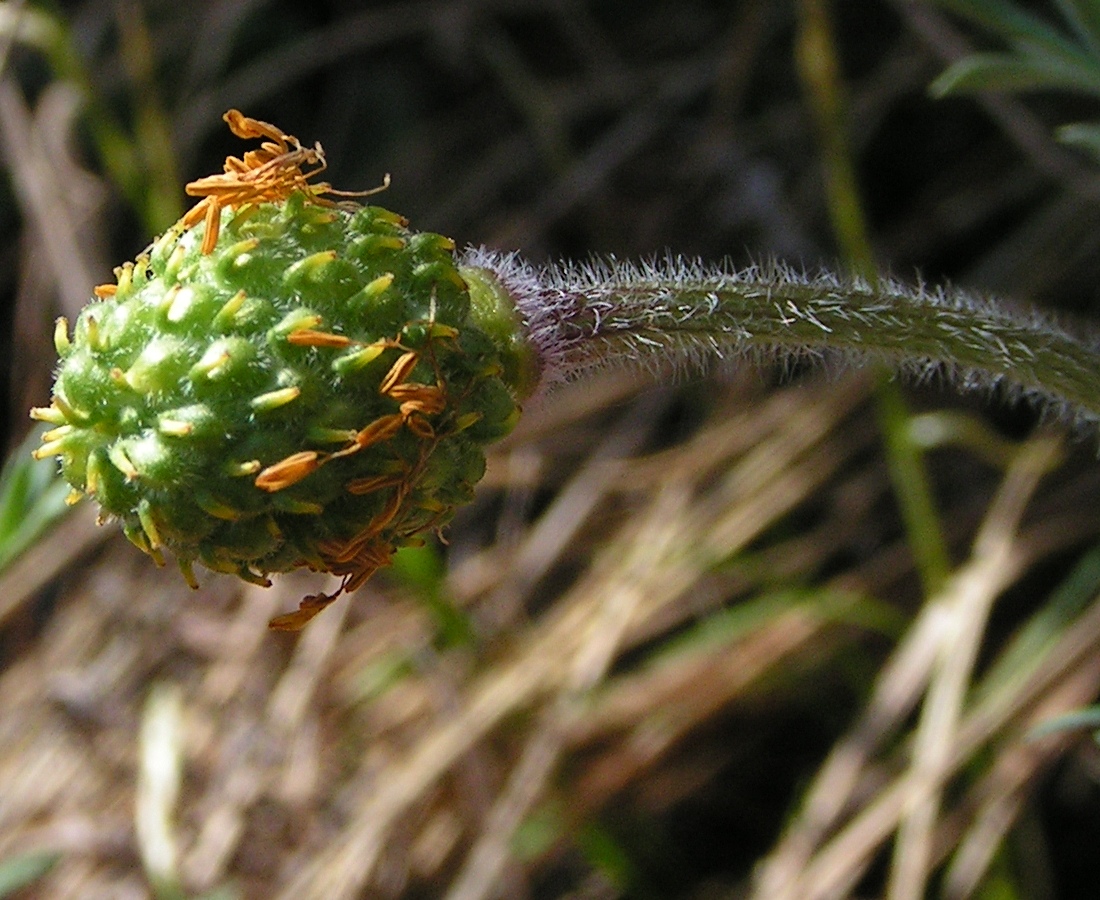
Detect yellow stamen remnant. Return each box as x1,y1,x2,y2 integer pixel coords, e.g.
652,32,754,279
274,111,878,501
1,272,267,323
332,342,387,374
31,439,66,461
181,109,389,255
215,289,248,327
41,425,73,444
360,272,395,299
52,393,84,424
84,315,101,351
85,453,102,496
195,494,243,521
107,444,139,480
273,309,323,337
30,404,67,425
158,419,194,437
379,351,419,395
178,558,199,590
250,386,301,412
225,460,262,477
284,250,338,284
53,316,70,356
307,427,358,444
138,499,163,550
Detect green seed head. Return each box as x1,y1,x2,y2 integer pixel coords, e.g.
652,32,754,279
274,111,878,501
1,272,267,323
34,179,525,628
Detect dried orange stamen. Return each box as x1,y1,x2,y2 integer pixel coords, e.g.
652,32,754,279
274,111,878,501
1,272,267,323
182,109,389,255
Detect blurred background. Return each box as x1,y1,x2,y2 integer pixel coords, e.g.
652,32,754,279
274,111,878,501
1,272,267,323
4,1,1100,897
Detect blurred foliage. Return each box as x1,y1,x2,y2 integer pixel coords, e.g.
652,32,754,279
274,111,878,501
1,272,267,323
933,0,1100,161
0,2,180,231
0,849,58,897
0,424,72,571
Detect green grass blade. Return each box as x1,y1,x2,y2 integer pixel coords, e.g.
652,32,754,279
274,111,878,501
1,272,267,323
1053,0,1100,53
0,851,59,897
975,543,1100,704
1055,120,1100,159
389,545,475,649
1029,704,1100,738
935,0,1092,59
0,429,74,573
932,51,1100,98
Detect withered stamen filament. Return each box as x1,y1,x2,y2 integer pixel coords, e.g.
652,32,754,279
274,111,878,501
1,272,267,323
379,352,419,395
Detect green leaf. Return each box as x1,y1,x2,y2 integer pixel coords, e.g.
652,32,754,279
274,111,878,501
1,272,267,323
1029,704,1100,739
193,887,242,900
0,851,60,897
0,428,74,574
513,802,566,860
975,543,1100,705
931,51,1100,98
935,0,1097,60
352,651,416,703
1055,120,1100,160
389,544,446,593
1053,0,1100,54
389,544,475,649
576,820,636,892
0,5,63,55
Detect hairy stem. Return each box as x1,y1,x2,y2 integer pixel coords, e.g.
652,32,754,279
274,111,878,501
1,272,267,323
463,250,1100,426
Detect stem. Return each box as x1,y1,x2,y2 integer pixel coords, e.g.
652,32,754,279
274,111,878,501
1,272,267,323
462,250,1100,426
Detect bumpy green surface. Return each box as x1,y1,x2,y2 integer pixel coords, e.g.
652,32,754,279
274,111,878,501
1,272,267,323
39,193,521,587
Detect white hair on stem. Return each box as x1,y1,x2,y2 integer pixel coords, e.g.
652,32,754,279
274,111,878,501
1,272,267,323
461,246,1100,428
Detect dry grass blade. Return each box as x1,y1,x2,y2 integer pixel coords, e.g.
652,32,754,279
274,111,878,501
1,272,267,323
754,435,1093,900
0,82,105,318
942,661,1100,898
273,374,872,899
442,484,689,900
888,437,1061,900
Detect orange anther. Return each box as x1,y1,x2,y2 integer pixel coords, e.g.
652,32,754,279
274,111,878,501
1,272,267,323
183,111,327,253
326,538,396,591
370,489,406,533
286,329,352,348
403,414,436,440
268,591,338,631
224,109,287,145
255,450,321,492
389,384,447,414
332,414,405,458
179,111,391,255
201,198,221,254
379,351,419,395
342,554,389,591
